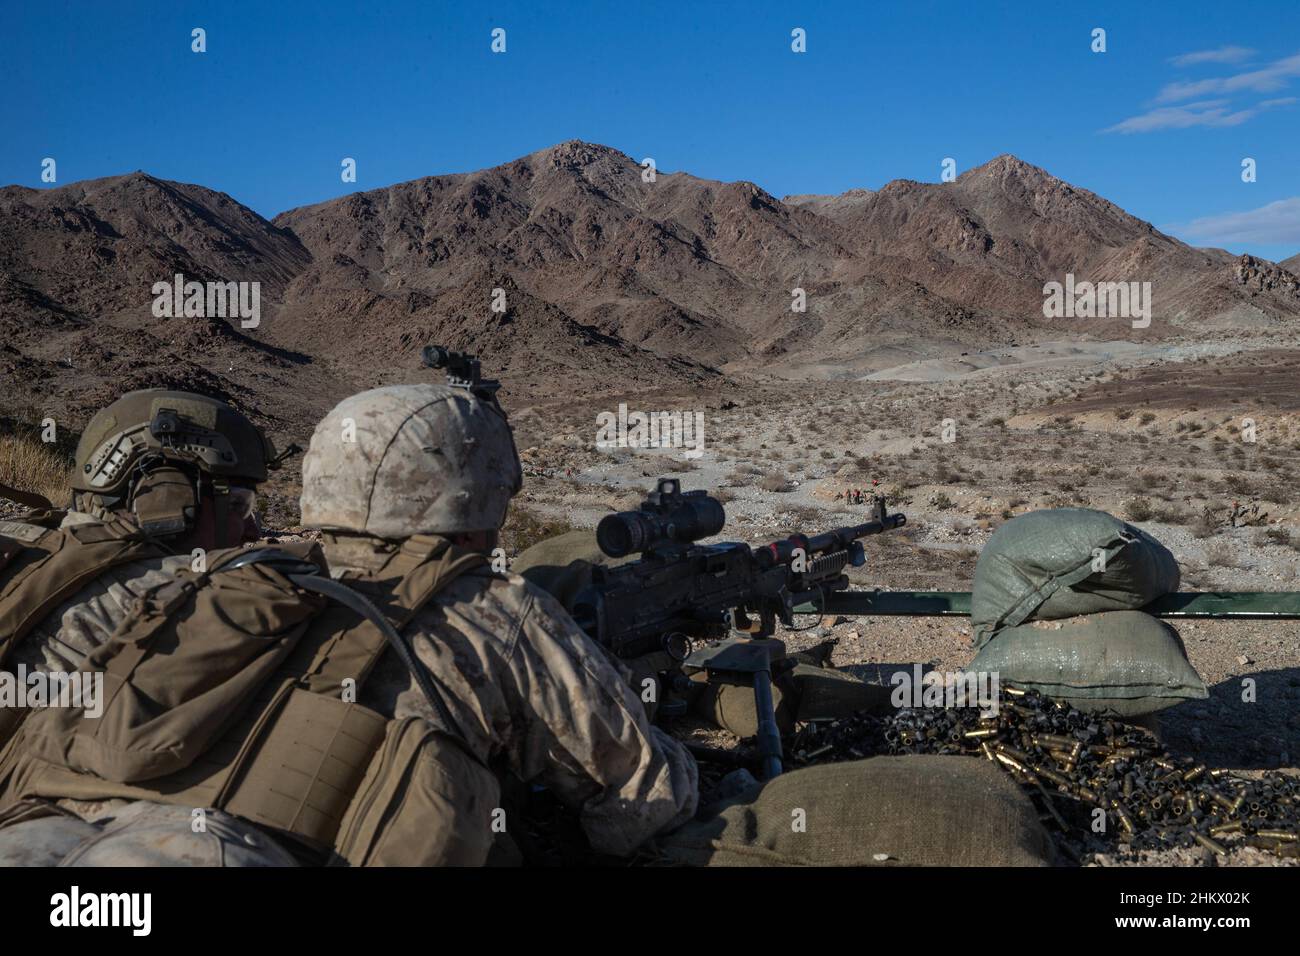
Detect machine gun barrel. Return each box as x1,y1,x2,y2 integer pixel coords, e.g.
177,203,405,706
756,511,906,567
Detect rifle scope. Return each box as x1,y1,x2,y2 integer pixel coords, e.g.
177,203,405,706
596,478,725,558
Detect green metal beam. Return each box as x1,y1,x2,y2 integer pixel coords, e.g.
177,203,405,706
796,590,1300,619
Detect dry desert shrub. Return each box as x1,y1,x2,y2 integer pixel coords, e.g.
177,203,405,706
1124,498,1154,522
1204,540,1247,569
759,473,793,493
500,505,575,556
0,434,72,507
1258,527,1300,551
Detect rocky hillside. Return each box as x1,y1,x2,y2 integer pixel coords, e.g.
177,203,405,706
3,142,1299,435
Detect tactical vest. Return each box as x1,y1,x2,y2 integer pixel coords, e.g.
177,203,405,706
0,512,170,749
0,534,493,864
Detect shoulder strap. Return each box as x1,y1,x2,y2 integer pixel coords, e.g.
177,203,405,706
297,536,487,740
214,538,486,741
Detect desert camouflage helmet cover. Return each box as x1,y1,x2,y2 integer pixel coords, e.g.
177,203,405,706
301,384,523,537
71,389,276,496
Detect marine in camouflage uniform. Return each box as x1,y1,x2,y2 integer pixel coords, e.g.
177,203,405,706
304,384,699,859
8,389,274,675
0,390,283,865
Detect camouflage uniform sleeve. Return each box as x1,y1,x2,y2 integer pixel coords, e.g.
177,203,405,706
10,555,189,674
502,583,700,856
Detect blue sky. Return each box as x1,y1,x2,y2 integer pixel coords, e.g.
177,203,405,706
4,0,1299,260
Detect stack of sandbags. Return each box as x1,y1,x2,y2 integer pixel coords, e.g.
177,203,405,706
968,508,1206,716
656,756,1056,866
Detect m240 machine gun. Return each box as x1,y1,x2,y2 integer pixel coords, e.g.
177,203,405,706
571,478,905,778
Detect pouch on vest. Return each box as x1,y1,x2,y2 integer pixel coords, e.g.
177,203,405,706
333,716,501,867
0,515,165,666
20,541,329,783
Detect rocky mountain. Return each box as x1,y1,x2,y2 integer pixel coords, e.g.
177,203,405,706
0,174,318,428
1283,253,1300,274
783,188,876,221
3,142,1299,435
824,155,1300,334
269,144,1300,377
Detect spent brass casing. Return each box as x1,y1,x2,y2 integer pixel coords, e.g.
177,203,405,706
995,752,1031,775
963,728,998,739
1255,830,1299,842
1111,802,1136,834
1192,832,1227,856
1211,793,1239,814
1209,821,1243,836
995,743,1032,763
1048,749,1074,769
1036,765,1073,789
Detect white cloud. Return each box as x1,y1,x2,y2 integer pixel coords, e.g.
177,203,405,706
1155,51,1300,103
1168,46,1256,67
1104,97,1295,133
1180,197,1300,245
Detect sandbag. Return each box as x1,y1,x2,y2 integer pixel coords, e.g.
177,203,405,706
658,755,1055,866
971,508,1179,647
969,610,1207,717
515,529,630,609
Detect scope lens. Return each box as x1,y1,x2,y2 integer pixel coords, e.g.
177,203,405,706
597,512,649,557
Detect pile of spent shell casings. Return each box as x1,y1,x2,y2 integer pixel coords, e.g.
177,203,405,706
788,685,1300,860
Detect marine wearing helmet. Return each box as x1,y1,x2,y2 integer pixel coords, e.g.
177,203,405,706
70,389,279,548
301,382,698,859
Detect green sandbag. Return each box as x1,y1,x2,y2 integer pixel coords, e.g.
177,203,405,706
657,756,1055,867
971,508,1179,648
969,610,1207,717
514,529,630,608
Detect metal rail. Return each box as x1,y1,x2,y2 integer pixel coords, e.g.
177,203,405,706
796,590,1300,619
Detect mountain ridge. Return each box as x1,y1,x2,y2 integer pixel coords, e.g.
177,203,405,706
3,141,1298,428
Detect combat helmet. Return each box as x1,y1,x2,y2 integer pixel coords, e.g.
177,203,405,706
300,383,522,538
72,389,279,538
